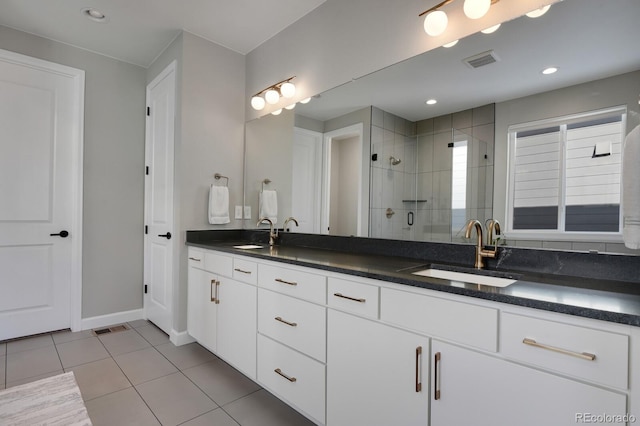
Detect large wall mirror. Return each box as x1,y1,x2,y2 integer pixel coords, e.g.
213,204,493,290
244,0,640,254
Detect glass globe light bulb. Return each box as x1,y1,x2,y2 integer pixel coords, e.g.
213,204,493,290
280,82,296,98
265,89,280,104
271,109,283,116
463,0,491,19
481,24,501,34
251,96,265,111
300,97,311,104
424,11,448,37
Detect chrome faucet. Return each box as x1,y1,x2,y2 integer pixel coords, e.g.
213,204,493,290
464,219,499,269
257,217,278,246
283,217,299,232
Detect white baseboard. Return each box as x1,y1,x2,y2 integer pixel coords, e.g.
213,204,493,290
170,329,195,346
79,309,144,331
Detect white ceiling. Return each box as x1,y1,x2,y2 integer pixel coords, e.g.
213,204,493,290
296,0,640,122
0,0,326,67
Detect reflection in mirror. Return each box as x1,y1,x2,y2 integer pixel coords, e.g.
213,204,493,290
244,0,640,254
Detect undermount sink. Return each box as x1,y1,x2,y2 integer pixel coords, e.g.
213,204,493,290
233,244,264,250
412,268,517,288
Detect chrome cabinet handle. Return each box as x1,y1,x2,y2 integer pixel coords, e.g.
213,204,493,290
210,279,217,303
415,346,423,392
275,278,297,286
274,316,298,327
434,352,441,400
522,338,596,361
333,293,366,303
234,268,252,274
188,257,201,261
274,368,297,382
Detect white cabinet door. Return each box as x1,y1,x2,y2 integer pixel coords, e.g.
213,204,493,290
187,266,218,353
327,310,429,426
217,278,257,379
431,340,627,426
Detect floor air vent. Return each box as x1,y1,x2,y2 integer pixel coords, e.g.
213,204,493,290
93,324,128,335
463,50,499,69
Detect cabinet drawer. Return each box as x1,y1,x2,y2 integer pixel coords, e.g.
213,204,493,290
328,277,379,319
381,288,498,352
500,312,629,389
204,251,233,276
232,257,257,285
188,248,205,268
258,289,326,362
259,263,326,304
257,335,326,424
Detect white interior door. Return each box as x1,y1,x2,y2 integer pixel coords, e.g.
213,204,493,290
144,61,176,335
0,49,84,341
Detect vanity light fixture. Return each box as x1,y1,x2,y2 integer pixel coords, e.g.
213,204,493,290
299,97,312,104
250,76,296,111
542,67,558,75
271,109,283,116
526,5,551,18
443,39,459,48
426,99,438,105
420,0,499,37
285,103,296,110
481,23,501,34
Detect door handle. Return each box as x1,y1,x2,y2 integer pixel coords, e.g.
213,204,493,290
50,230,69,238
158,232,172,239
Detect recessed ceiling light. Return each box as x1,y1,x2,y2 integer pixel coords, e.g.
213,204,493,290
443,40,459,48
82,8,108,23
426,99,437,105
542,67,558,75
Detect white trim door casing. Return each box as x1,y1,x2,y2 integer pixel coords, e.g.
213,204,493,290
292,127,323,234
143,61,176,336
0,49,84,340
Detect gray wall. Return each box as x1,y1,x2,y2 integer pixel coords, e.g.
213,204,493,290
147,31,246,333
0,25,147,318
494,70,640,253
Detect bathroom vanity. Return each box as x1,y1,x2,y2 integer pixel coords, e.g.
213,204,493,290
186,231,640,426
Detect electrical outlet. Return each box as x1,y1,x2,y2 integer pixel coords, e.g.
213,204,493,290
244,206,251,220
234,205,243,219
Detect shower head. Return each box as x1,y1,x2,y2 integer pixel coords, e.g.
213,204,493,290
389,156,401,165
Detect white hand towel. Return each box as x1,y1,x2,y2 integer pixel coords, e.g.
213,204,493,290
259,190,278,224
623,124,640,249
209,185,230,225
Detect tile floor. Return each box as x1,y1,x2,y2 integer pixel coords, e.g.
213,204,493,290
0,320,315,426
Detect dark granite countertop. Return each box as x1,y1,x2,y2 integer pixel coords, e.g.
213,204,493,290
186,230,640,327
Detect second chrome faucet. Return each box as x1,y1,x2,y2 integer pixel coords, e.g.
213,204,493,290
465,219,501,269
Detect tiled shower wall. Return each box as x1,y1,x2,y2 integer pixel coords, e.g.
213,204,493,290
369,104,495,242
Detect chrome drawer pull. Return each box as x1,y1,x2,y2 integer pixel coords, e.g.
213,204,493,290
234,268,252,274
274,368,297,382
334,292,366,303
275,316,298,327
522,338,596,361
188,257,201,261
415,346,423,393
210,279,217,303
434,352,441,400
275,278,298,286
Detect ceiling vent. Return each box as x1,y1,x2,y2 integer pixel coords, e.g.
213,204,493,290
463,50,500,69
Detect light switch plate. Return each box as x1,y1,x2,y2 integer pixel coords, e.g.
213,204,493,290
244,206,251,220
234,205,243,219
